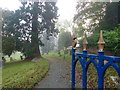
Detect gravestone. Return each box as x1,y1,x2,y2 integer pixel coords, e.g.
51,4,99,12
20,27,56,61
10,57,13,62
2,57,6,63
2,57,6,68
31,57,41,62
20,55,23,60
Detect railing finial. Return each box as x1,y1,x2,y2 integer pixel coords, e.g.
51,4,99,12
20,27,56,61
72,33,77,49
83,32,88,50
98,30,105,51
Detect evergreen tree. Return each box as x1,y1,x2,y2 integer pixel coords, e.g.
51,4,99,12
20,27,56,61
2,2,58,59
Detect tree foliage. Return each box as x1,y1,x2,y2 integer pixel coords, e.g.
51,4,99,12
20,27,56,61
97,2,119,31
58,30,72,50
41,32,56,54
104,28,120,55
74,2,106,32
2,9,15,57
2,2,58,59
2,36,15,57
74,2,119,33
74,2,120,56
79,27,120,56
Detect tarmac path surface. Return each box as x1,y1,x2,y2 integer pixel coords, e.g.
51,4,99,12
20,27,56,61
35,57,81,88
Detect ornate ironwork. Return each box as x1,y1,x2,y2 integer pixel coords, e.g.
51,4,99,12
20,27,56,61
71,31,120,89
72,33,77,49
98,30,105,51
83,32,88,50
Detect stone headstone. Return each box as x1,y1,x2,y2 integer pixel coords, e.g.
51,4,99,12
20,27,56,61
31,57,41,62
2,57,6,63
10,57,13,62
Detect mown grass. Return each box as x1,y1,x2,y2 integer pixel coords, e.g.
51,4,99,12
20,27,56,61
44,50,71,62
2,58,49,88
44,51,119,88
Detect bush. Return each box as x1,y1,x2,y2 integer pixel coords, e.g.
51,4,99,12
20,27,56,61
79,27,120,56
104,29,120,55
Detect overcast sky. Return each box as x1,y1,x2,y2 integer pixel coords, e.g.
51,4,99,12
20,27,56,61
0,0,77,21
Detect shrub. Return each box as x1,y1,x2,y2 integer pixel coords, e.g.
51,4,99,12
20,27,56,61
79,27,120,56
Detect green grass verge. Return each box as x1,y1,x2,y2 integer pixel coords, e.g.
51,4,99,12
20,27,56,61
44,51,118,88
44,50,71,62
2,59,49,88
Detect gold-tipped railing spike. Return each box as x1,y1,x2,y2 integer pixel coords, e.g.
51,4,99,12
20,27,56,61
98,30,105,51
83,32,88,50
72,33,77,40
72,33,77,49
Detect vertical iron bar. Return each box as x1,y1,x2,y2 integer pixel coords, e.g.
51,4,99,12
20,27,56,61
82,68,87,89
98,30,105,89
98,51,104,89
72,48,75,88
82,50,87,89
98,72,104,89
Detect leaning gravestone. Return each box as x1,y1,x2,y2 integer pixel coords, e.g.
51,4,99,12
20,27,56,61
2,57,6,68
31,57,41,62
2,57,6,63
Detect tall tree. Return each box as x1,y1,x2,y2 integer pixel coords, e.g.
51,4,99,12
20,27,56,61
74,2,106,33
41,32,56,54
2,2,58,59
31,2,40,57
2,36,15,57
74,2,120,34
2,9,16,57
98,2,119,31
58,30,72,50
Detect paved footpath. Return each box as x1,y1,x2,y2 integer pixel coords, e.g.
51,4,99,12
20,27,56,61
35,57,81,88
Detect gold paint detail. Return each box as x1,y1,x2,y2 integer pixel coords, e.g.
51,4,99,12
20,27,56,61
83,32,88,50
98,30,105,51
72,33,77,49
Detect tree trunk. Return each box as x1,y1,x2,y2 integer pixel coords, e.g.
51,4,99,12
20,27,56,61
31,2,41,58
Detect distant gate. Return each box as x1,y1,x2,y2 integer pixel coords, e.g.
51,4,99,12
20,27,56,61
71,31,120,89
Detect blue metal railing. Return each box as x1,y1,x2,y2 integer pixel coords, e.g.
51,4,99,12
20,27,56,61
72,48,120,89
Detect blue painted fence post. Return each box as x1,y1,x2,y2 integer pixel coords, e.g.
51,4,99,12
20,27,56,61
71,31,120,89
72,48,75,88
82,50,87,89
98,51,104,89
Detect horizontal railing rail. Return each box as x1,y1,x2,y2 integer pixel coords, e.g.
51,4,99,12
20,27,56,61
71,31,120,89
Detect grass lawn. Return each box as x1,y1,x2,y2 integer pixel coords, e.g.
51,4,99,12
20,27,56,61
2,58,49,88
44,51,119,88
44,50,71,62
